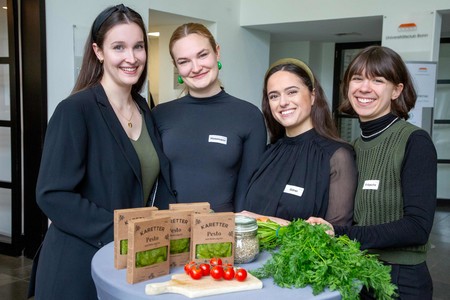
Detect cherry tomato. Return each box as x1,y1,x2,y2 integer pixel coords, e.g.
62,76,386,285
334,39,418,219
222,266,235,280
210,265,224,280
209,258,223,266
199,263,210,276
184,261,196,275
235,268,248,281
189,266,203,280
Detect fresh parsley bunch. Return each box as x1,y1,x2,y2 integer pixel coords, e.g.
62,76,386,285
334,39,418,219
251,219,397,300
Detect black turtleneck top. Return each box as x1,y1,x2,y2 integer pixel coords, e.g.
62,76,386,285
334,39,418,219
334,113,437,252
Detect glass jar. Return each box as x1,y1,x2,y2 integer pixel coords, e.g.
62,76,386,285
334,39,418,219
234,215,259,264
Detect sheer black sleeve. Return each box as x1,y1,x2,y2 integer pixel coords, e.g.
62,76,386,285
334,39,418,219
325,146,358,226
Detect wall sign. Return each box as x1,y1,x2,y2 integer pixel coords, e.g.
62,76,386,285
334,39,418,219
405,61,437,127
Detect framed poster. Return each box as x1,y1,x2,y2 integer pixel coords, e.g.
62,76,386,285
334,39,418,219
405,61,437,128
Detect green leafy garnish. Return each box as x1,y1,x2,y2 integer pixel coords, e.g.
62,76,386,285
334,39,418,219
195,242,232,259
120,239,128,255
251,219,397,300
256,219,288,250
135,246,167,268
170,238,190,254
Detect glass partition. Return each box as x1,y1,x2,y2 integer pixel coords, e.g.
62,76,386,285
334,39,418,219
0,188,11,242
0,6,8,57
0,127,11,182
0,65,10,121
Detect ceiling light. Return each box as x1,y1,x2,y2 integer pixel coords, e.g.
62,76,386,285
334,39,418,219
147,32,160,37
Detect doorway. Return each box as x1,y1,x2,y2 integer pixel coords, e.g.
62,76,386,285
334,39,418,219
0,0,48,258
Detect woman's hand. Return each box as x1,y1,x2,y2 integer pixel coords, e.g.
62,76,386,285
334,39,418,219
236,210,290,226
306,217,335,237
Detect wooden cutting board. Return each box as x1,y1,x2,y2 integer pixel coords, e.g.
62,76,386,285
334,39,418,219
145,272,263,298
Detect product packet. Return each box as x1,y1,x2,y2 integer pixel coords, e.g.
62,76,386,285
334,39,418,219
169,202,211,213
190,212,235,265
126,216,171,284
152,209,193,267
114,207,158,269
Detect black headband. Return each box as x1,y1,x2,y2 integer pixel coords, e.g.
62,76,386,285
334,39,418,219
91,4,129,42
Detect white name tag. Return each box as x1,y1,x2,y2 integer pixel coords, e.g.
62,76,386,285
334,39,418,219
208,135,227,145
363,180,380,190
283,184,304,197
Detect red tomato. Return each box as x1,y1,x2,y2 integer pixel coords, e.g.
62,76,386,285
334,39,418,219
210,265,223,280
189,266,203,280
199,263,210,276
209,257,223,266
184,261,196,275
235,268,248,281
222,266,235,280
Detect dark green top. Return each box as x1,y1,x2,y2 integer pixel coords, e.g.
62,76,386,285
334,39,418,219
130,114,160,205
353,120,429,264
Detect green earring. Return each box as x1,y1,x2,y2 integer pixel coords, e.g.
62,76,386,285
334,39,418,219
177,75,184,84
218,61,222,70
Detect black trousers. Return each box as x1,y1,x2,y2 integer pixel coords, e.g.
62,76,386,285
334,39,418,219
360,261,433,300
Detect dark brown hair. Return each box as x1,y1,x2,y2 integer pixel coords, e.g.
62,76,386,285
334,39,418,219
263,61,341,144
72,4,148,94
339,45,416,119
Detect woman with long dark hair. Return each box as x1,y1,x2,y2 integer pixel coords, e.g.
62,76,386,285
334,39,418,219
29,5,173,299
244,58,357,225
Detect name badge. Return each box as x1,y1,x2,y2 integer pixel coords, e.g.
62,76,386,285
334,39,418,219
283,184,304,197
208,135,227,145
363,180,380,190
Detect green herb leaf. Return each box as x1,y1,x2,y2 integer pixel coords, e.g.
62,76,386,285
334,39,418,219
252,219,397,300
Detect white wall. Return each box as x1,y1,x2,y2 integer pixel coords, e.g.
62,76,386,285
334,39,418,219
148,1,270,107
46,0,450,117
240,0,450,26
268,41,335,107
45,0,270,117
45,1,154,117
148,36,159,104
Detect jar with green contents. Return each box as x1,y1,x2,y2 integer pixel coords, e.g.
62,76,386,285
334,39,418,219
234,215,259,264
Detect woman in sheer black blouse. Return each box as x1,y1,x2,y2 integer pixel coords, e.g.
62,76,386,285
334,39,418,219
243,58,357,226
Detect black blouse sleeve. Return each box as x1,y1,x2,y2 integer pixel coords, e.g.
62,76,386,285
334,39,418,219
325,146,357,226
334,131,437,250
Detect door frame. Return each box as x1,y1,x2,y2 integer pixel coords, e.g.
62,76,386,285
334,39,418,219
0,0,48,258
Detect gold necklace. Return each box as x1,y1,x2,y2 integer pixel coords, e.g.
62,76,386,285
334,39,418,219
110,100,134,128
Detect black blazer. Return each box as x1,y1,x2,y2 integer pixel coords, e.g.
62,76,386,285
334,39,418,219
30,84,175,300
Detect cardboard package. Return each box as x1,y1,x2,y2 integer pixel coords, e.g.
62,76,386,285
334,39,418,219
152,209,193,267
126,216,171,284
113,207,158,269
190,212,235,265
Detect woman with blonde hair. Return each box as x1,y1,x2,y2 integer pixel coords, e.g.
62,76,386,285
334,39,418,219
152,23,267,212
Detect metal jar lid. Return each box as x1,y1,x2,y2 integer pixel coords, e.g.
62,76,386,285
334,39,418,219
234,215,258,233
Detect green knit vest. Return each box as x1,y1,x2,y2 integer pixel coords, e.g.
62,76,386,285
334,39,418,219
353,120,429,265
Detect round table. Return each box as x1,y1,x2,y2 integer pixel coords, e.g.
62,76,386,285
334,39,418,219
92,242,341,300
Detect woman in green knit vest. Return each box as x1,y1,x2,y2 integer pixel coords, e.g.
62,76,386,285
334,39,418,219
308,46,437,299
